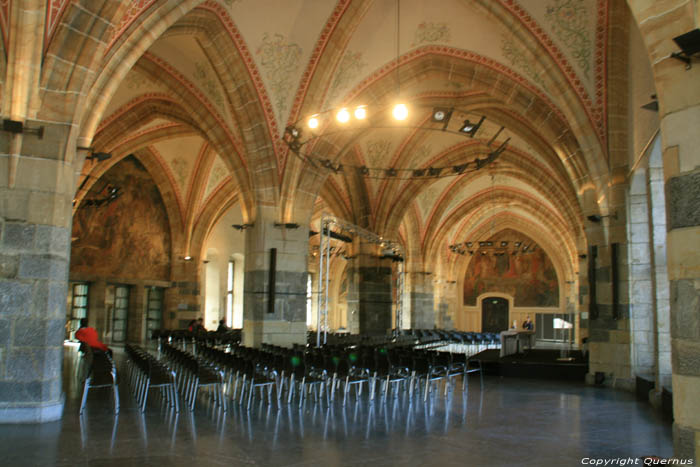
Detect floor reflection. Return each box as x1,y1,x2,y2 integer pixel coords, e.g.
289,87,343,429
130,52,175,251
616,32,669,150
0,345,674,467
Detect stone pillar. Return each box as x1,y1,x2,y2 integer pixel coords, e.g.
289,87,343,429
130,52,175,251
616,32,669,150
344,259,360,334
166,259,201,329
629,167,656,379
647,139,671,390
666,162,700,460
87,280,107,336
242,220,308,347
626,1,700,459
433,279,457,330
0,140,74,423
356,241,393,336
128,284,147,344
409,272,434,329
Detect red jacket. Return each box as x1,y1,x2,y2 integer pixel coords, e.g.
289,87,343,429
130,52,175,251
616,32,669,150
75,327,109,352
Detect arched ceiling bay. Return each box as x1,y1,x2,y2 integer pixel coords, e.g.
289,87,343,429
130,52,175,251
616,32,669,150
63,0,611,281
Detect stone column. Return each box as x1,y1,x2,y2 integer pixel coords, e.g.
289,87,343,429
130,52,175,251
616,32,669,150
128,284,147,344
0,134,74,423
242,220,308,348
166,259,201,330
87,280,107,335
409,271,434,329
355,241,393,336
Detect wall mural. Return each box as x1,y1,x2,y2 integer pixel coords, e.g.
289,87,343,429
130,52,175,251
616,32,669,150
70,156,172,280
463,229,558,307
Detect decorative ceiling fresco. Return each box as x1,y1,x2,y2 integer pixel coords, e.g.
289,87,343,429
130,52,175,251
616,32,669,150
59,0,617,289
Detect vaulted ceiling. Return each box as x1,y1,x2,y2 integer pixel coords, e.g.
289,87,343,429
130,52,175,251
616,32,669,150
60,0,620,280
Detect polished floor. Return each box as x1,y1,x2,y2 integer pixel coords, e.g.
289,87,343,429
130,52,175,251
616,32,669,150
0,345,673,466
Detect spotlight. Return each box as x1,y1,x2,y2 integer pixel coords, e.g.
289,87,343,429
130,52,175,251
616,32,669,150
308,115,320,129
184,256,193,261
452,164,467,174
412,168,425,177
354,106,367,120
427,167,442,177
386,168,397,177
392,103,408,121
671,28,700,69
432,107,451,122
501,241,508,247
86,152,112,162
432,107,453,131
286,126,301,139
336,108,350,123
359,166,370,175
459,116,485,137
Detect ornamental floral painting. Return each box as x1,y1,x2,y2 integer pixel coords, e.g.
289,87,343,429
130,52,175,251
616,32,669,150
256,33,302,118
70,156,171,281
545,0,591,78
463,229,559,307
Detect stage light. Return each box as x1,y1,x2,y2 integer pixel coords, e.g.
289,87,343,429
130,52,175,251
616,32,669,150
392,103,408,121
308,115,320,129
336,108,350,123
354,106,367,120
459,115,485,137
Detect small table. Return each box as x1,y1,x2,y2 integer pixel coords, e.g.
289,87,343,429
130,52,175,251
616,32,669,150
499,330,535,357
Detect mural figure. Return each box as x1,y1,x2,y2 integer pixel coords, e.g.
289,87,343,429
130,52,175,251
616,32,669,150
71,156,172,280
463,230,558,307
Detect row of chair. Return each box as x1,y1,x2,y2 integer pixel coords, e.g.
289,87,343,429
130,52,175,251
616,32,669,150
172,339,483,410
125,344,179,412
79,348,119,414
160,344,227,411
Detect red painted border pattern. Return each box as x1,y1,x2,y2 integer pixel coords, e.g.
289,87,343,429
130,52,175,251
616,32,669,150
104,0,158,55
44,0,70,53
283,0,352,170
198,1,280,165
498,0,608,147
345,46,569,133
141,52,247,169
112,122,187,148
97,92,181,135
146,145,187,224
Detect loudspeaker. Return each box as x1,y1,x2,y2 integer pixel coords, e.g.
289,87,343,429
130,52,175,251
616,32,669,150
268,248,276,314
589,245,598,320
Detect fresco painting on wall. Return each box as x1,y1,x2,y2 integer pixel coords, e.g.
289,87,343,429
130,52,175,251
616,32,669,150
463,229,558,307
71,156,172,280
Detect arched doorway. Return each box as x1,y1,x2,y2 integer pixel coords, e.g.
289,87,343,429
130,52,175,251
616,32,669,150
481,297,509,332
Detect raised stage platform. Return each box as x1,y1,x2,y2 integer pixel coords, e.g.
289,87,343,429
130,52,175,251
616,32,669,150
473,348,589,381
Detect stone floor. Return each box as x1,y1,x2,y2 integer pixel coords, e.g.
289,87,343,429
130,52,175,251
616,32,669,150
0,345,673,466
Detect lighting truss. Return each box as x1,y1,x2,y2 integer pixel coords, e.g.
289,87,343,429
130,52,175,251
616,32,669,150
283,104,510,180
315,214,405,346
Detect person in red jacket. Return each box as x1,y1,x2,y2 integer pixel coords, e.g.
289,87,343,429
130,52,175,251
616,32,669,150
75,319,111,355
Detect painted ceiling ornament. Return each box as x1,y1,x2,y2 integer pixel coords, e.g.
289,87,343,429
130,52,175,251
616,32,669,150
327,50,367,106
412,21,451,46
124,71,156,91
365,140,391,165
193,61,224,109
256,33,303,118
170,157,188,188
545,0,592,78
501,34,546,89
